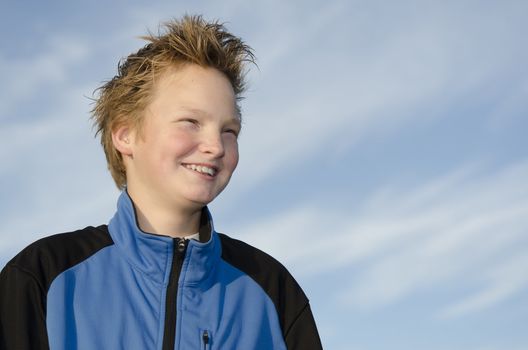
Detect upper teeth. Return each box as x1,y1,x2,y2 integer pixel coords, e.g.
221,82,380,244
186,164,216,176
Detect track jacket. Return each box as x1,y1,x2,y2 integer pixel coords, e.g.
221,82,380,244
0,192,322,349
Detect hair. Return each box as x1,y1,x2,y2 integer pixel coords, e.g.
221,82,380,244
91,15,255,190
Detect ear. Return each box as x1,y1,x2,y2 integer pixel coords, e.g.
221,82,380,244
112,125,134,157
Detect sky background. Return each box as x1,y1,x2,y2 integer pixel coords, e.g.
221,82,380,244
1,1,527,349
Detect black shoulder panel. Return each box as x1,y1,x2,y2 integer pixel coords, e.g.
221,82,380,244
218,233,309,338
0,226,114,349
5,225,114,293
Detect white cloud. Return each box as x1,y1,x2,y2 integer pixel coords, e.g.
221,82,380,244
0,84,118,264
237,159,528,316
438,252,528,319
0,36,89,116
231,0,527,195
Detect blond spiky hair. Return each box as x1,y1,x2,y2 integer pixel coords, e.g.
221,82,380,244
91,15,255,189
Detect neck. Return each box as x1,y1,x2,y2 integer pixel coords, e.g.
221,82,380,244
127,189,202,238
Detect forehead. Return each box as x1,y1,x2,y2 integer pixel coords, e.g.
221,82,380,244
145,64,239,119
154,64,235,99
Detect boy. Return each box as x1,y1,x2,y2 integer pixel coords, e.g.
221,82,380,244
0,15,322,349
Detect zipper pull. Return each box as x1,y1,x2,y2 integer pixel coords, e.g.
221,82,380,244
177,238,187,253
202,330,209,350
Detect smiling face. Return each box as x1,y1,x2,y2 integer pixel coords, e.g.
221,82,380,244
121,64,240,212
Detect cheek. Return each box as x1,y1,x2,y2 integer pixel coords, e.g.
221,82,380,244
225,142,239,171
168,132,197,156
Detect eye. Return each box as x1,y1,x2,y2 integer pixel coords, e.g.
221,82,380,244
176,118,200,129
181,118,199,125
223,128,240,137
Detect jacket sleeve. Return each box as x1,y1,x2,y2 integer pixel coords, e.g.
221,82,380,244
0,264,50,350
284,303,323,350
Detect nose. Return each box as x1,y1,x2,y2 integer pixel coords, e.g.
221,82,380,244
199,131,225,158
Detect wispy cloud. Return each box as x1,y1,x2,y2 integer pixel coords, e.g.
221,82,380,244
0,36,89,117
237,159,528,316
438,252,528,319
0,83,118,265
231,0,528,195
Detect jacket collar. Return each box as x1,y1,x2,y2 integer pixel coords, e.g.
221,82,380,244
107,191,221,285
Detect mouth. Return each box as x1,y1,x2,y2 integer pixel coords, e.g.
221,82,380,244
182,163,218,177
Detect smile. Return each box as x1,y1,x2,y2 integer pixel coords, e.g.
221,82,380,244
183,163,217,177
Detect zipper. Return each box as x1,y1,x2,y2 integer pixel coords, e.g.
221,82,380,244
161,238,188,350
202,330,210,350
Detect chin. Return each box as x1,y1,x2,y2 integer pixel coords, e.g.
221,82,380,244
186,194,217,207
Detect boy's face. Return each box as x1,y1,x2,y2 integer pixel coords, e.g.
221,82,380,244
124,64,241,211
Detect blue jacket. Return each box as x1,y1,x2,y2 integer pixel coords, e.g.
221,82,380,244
0,192,322,349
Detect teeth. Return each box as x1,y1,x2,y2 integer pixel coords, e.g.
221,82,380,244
185,164,216,176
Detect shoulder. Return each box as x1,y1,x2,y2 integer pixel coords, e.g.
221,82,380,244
217,233,309,334
218,233,296,282
3,225,113,292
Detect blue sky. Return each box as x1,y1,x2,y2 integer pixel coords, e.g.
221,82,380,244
1,1,527,349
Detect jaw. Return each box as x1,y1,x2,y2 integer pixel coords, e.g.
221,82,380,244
178,169,232,205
